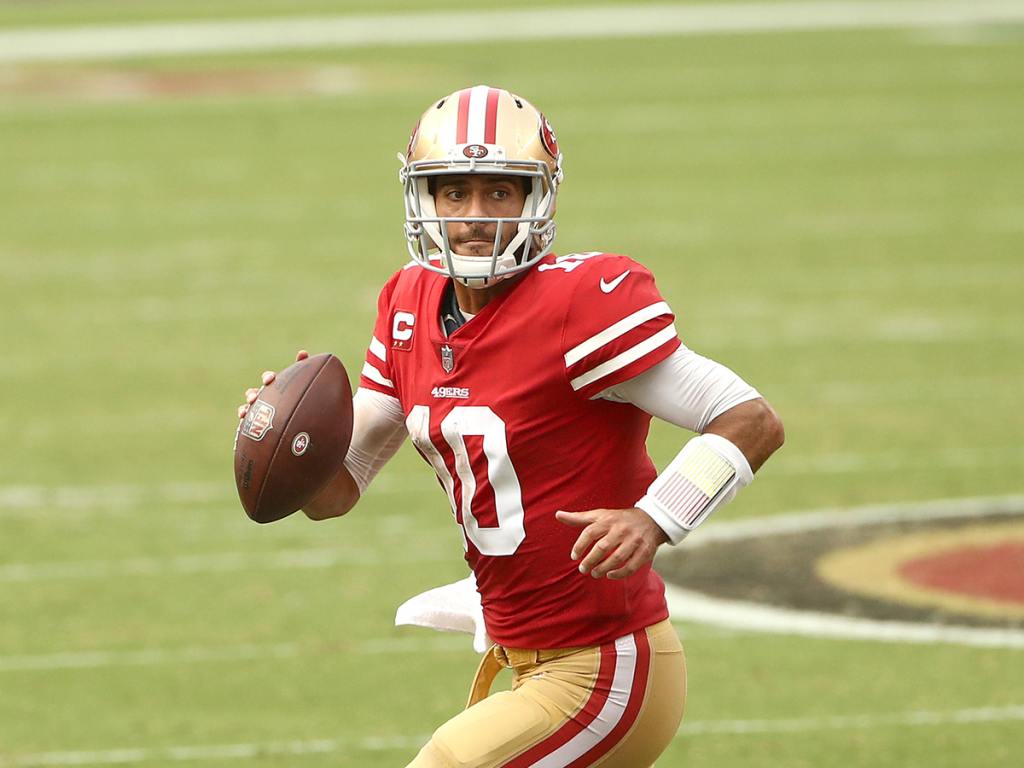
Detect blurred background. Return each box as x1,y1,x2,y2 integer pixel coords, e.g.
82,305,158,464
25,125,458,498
1,1,1022,765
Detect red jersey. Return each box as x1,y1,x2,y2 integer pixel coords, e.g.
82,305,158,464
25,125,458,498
359,252,682,648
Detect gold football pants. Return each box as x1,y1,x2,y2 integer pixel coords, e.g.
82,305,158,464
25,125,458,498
406,619,686,768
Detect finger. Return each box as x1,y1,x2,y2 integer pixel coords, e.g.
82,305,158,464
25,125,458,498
569,522,607,561
556,510,600,529
237,404,248,420
577,536,619,575
589,541,635,579
261,371,276,386
606,536,655,581
245,387,260,404
606,548,650,580
296,349,309,361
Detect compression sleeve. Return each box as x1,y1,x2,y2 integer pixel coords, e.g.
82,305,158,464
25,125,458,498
342,387,408,494
600,345,761,432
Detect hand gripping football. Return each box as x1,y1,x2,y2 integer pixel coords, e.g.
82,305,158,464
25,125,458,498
234,353,353,523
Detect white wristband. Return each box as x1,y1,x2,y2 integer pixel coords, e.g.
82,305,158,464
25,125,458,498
636,433,753,545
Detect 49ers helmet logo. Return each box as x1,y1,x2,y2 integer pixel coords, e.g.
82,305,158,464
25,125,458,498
539,114,559,158
463,144,488,159
406,119,421,159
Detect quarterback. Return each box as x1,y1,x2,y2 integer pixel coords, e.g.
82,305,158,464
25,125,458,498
239,85,783,767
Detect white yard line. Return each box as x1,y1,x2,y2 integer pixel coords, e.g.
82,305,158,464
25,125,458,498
0,475,433,514
2,705,1022,765
0,737,395,767
675,494,1024,544
4,448,1021,519
0,545,451,582
768,448,1024,477
0,482,228,511
678,704,1024,734
0,643,304,672
0,636,468,673
1,1,1023,63
662,495,1024,648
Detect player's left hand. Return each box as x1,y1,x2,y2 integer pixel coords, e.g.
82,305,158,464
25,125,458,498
556,508,670,580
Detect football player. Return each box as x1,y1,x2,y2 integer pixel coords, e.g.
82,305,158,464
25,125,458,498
239,85,784,767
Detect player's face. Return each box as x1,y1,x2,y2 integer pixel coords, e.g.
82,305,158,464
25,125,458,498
433,174,528,257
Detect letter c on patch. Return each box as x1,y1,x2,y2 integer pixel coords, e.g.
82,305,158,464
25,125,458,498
392,311,416,350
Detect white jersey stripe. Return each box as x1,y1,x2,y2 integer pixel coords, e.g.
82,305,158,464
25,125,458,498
569,324,677,392
466,84,490,144
564,301,671,367
361,361,394,389
530,634,638,767
369,336,387,362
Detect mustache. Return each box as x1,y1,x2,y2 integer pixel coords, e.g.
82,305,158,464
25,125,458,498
455,224,498,243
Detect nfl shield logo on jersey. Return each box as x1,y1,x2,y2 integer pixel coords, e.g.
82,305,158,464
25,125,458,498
440,344,455,374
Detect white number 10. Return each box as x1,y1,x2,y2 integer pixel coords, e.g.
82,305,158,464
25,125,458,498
407,405,526,556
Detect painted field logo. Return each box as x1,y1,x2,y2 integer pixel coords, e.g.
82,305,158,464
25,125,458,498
291,432,310,456
659,497,1024,647
240,400,275,441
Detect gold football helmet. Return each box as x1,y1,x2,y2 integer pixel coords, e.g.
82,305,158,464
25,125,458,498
400,85,564,286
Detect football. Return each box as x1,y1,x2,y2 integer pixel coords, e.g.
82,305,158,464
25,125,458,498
233,353,353,523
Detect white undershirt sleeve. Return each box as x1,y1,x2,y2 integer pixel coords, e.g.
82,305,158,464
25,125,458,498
600,345,761,543
600,345,761,432
342,387,408,495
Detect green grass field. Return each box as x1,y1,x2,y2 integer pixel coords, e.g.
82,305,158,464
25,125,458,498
2,2,1023,765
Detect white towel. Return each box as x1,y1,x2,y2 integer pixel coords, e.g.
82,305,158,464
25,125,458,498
394,575,491,653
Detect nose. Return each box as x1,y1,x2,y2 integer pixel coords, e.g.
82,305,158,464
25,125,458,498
463,189,491,218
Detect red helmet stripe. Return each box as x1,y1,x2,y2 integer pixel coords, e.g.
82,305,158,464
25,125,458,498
484,87,500,144
456,88,472,144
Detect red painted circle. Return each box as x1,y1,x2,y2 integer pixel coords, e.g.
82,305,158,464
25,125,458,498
899,541,1024,604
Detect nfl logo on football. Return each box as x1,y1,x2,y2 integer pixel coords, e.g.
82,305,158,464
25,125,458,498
440,344,455,374
241,400,275,441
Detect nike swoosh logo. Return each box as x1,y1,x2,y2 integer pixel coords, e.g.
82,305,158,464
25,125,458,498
600,270,631,293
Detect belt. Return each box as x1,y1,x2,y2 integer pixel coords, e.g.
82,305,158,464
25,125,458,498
494,644,585,668
467,643,586,709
